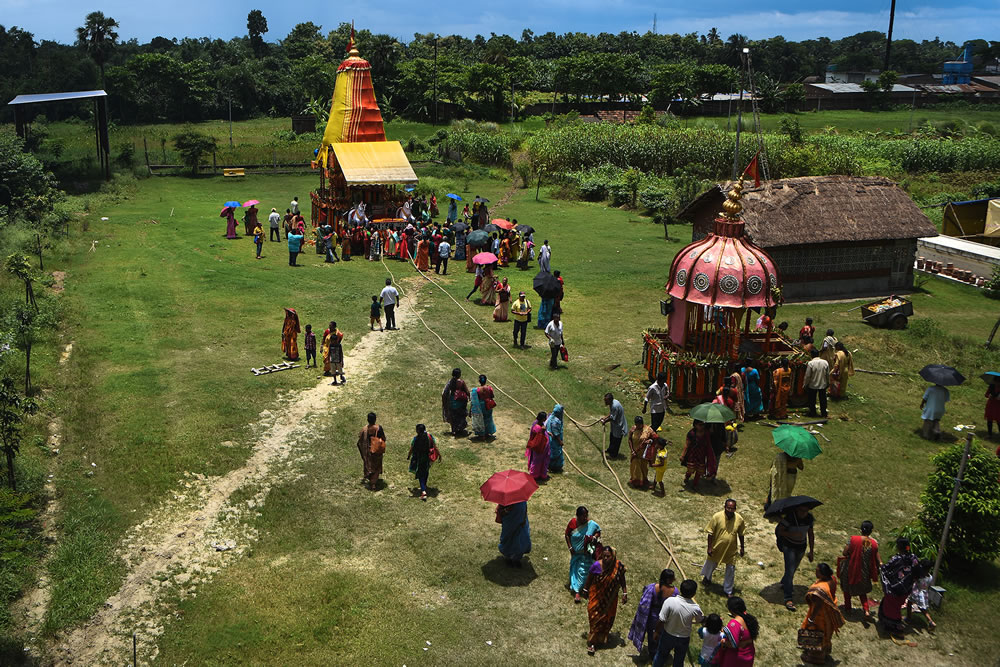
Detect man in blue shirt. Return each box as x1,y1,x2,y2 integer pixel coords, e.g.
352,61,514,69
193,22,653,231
600,392,627,458
287,228,304,266
920,384,949,440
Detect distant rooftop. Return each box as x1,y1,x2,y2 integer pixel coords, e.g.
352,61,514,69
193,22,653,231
8,90,107,105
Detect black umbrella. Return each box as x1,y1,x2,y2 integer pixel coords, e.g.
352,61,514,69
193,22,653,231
763,495,823,518
533,270,561,298
474,196,490,204
516,224,534,235
467,229,490,247
919,364,965,386
452,222,469,233
483,223,499,234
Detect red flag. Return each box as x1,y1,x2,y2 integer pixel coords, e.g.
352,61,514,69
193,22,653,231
742,152,761,187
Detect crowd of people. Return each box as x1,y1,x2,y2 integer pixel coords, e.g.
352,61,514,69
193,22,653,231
231,197,958,664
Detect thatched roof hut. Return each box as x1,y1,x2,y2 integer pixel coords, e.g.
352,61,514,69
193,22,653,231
678,176,937,301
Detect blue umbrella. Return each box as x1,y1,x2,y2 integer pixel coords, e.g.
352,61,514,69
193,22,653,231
405,187,415,192
223,201,241,208
446,193,463,201
982,372,1000,384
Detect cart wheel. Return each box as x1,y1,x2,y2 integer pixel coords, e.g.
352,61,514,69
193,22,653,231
889,314,908,330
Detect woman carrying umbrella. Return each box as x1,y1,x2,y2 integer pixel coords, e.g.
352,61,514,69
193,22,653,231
566,505,601,603
798,563,844,664
469,374,497,439
546,404,565,472
985,373,1000,438
407,423,439,501
441,368,470,436
496,502,531,567
584,545,628,655
525,412,550,482
837,520,881,617
773,501,817,611
221,205,238,239
493,277,511,322
768,452,804,505
242,202,259,236
447,195,459,223
681,419,716,490
483,470,536,567
767,425,820,506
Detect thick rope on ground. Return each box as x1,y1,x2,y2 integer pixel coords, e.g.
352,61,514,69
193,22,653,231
381,254,686,578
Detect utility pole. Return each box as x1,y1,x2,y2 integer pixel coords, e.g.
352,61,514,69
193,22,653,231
228,98,233,148
653,13,657,34
433,35,439,125
884,0,896,71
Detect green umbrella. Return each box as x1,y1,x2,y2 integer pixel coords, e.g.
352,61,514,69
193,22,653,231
771,425,822,460
689,402,736,424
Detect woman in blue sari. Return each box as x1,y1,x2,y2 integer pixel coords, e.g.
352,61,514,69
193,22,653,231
546,404,565,472
537,296,554,329
565,505,601,602
497,501,531,566
742,366,763,418
455,231,466,260
469,374,497,439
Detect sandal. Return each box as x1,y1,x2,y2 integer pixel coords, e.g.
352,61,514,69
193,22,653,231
785,601,797,611
420,491,427,501
574,593,582,604
587,645,595,656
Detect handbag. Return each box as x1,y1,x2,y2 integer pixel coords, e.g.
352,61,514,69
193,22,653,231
559,345,569,361
369,435,386,455
528,430,548,452
642,441,657,462
454,389,469,402
797,628,824,650
429,446,440,462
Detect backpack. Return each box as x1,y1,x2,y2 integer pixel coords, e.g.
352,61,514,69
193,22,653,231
369,430,386,455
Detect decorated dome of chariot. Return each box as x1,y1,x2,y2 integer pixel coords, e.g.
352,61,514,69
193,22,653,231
666,179,781,308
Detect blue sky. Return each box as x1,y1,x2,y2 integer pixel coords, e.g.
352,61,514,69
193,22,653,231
1,0,994,45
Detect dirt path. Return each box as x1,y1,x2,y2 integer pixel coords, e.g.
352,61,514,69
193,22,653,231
47,291,421,665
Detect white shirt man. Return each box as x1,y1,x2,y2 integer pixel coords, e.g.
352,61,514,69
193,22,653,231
290,197,300,215
379,280,400,330
544,315,563,369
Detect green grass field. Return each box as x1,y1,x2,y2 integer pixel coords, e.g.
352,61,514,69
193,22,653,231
5,165,1000,664
687,107,1000,134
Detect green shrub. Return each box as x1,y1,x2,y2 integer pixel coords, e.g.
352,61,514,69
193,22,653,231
448,129,521,165
918,442,1000,565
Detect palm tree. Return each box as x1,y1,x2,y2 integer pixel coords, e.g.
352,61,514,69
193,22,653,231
76,11,119,87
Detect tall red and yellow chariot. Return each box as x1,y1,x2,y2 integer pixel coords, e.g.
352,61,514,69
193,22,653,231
310,36,417,233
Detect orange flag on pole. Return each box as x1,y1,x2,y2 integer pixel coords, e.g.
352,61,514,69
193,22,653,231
742,151,761,187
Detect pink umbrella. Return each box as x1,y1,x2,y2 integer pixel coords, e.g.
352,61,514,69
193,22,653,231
243,199,260,206
473,252,499,265
480,469,539,505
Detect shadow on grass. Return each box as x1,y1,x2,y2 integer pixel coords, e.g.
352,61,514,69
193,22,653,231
688,477,732,496
408,486,441,499
911,427,959,444
481,556,538,587
758,581,809,606
942,558,1000,593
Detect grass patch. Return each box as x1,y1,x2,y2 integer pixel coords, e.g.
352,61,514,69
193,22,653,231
25,168,1000,664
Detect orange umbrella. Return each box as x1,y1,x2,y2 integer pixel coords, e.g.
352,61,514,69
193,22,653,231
480,469,539,505
491,219,515,230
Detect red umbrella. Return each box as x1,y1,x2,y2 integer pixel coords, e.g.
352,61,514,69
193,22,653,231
473,251,499,265
480,470,539,505
491,218,515,230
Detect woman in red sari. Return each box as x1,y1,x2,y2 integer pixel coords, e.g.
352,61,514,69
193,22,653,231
986,376,1000,438
583,545,627,656
837,520,881,617
680,420,716,490
718,596,758,666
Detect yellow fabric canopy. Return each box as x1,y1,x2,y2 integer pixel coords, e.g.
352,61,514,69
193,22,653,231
986,200,1000,238
331,141,418,185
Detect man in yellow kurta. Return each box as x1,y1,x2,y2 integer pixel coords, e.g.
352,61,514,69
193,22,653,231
700,498,746,597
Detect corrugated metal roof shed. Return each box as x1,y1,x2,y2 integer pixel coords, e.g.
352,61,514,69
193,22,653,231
808,83,916,93
8,90,107,105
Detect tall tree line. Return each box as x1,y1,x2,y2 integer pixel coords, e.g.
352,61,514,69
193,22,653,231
0,11,989,124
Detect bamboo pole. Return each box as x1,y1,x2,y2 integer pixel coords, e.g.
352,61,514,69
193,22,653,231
932,433,973,584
